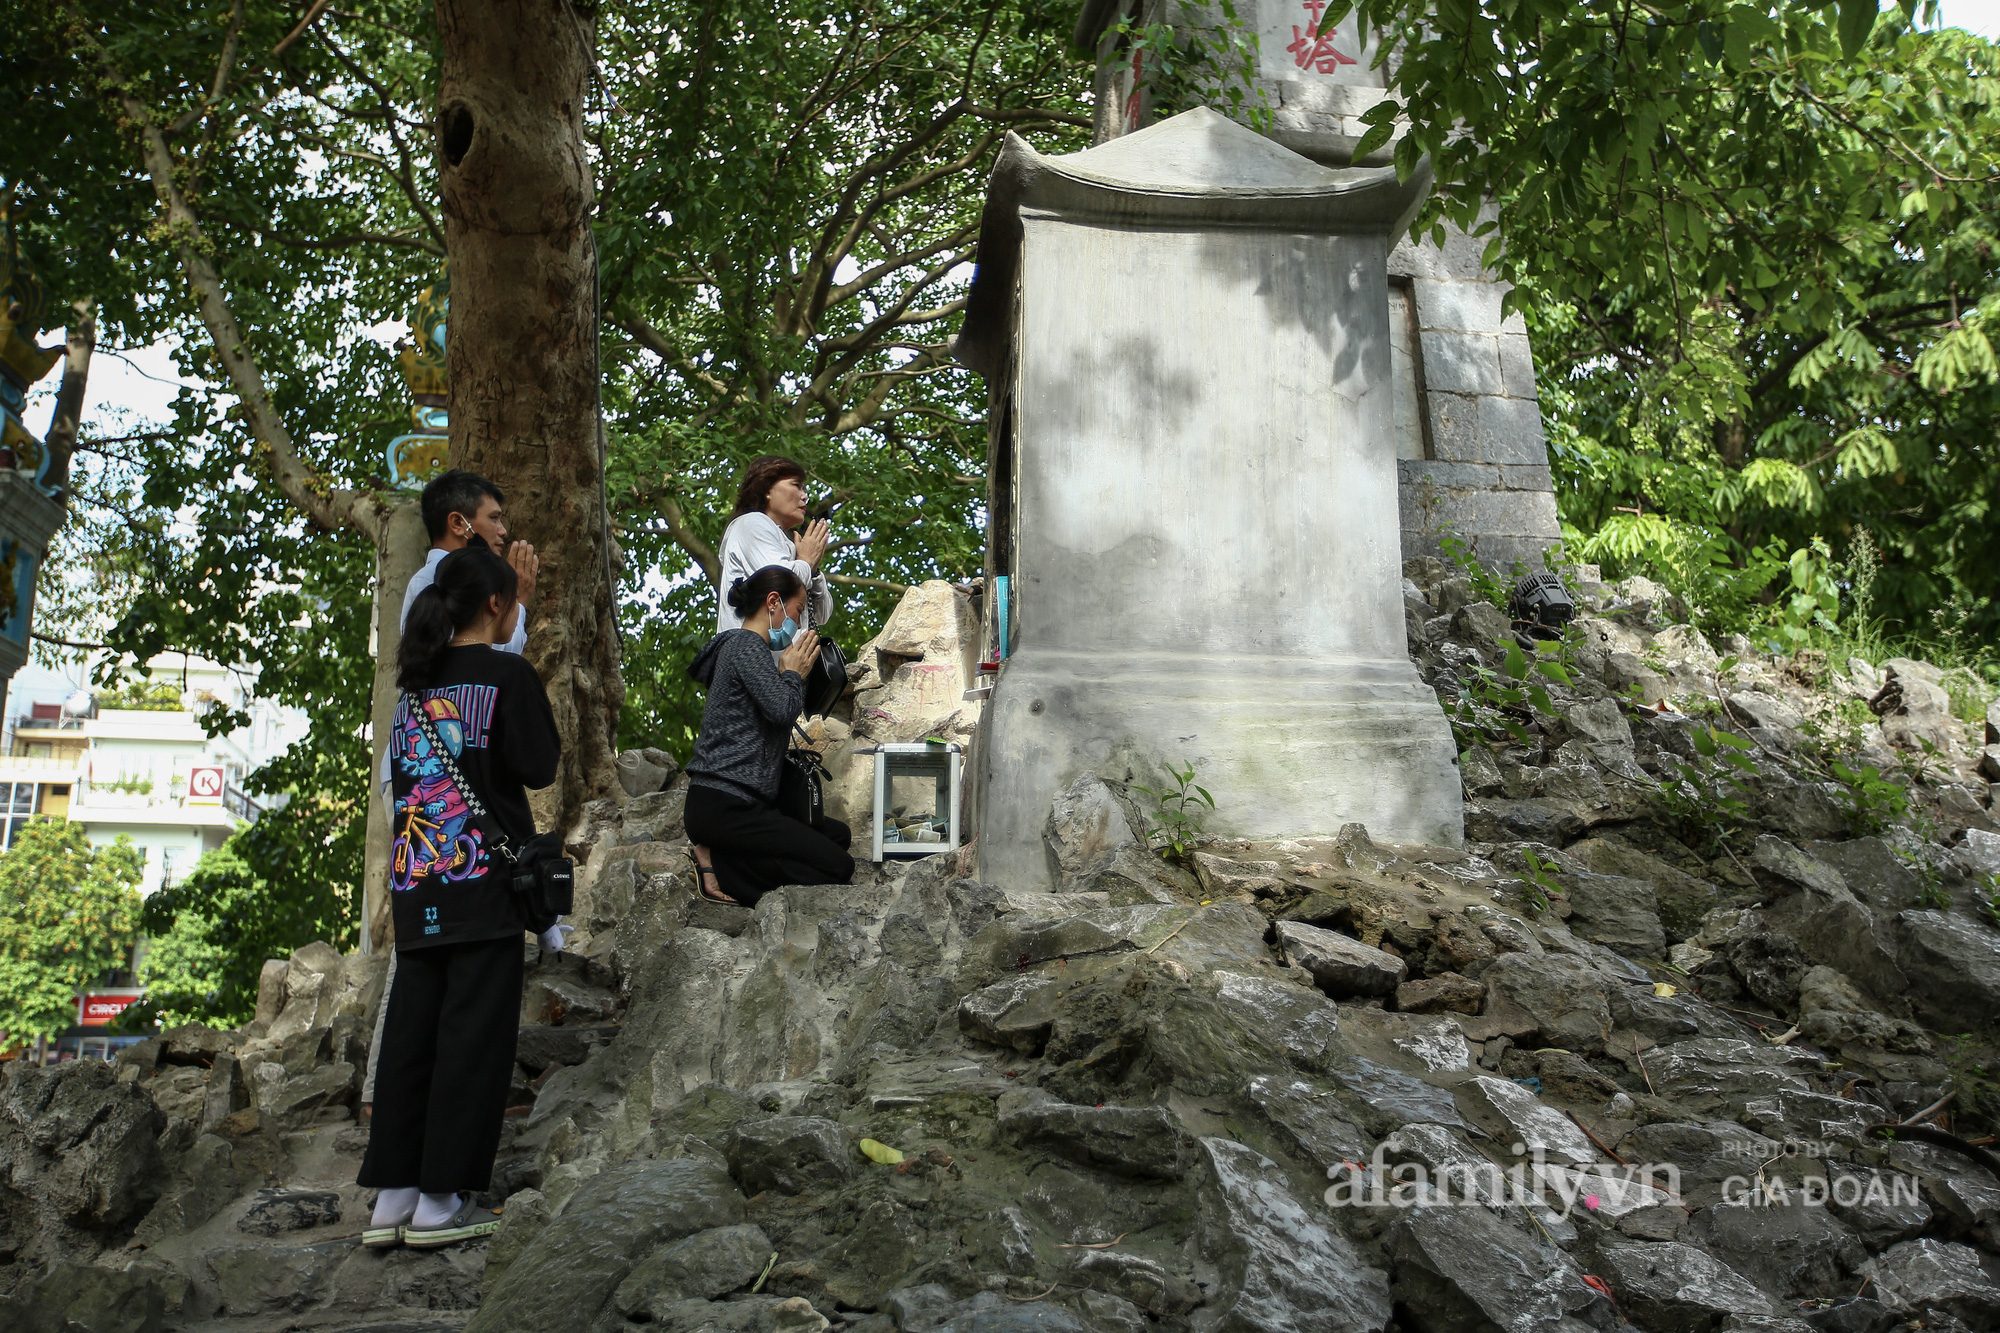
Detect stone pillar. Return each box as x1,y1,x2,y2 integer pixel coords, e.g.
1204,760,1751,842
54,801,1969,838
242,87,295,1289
1078,0,1564,574
955,108,1464,890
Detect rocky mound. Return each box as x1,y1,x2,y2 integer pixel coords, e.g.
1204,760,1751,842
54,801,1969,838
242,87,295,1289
6,567,2000,1333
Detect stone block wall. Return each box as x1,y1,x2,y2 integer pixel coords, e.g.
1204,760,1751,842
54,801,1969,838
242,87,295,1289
1390,218,1562,573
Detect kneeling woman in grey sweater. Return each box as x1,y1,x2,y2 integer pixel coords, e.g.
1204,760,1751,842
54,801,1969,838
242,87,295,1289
685,564,854,904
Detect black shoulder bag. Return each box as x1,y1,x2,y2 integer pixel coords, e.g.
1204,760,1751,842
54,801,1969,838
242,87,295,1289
403,693,574,925
798,585,848,718
777,722,827,827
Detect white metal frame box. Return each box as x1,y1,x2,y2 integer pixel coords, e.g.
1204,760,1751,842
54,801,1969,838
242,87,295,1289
870,742,962,862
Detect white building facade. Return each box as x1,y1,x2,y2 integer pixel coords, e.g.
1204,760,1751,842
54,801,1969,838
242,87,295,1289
3,652,309,894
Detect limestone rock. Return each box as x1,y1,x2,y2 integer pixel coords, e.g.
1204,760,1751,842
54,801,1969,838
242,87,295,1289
1894,910,2000,1032
208,1241,343,1314
958,974,1059,1054
1594,1241,1782,1331
1191,851,1287,899
1640,1038,1818,1116
1394,972,1485,1014
1245,1075,1369,1172
1044,774,1139,881
1477,951,1614,1052
468,1159,747,1333
133,1132,237,1244
1559,868,1666,958
1824,1167,1931,1251
260,1061,356,1129
1729,691,1804,733
0,1058,165,1232
613,1223,775,1317
1391,1203,1610,1332
619,784,690,844
1868,1238,2000,1324
1801,837,1919,914
1869,665,1958,753
1274,921,1406,997
995,1097,1190,1180
236,1186,341,1235
1564,697,1634,748
254,958,289,1025
483,1188,551,1294
1209,970,1343,1070
1797,966,1931,1054
1749,835,1847,897
1684,1200,1867,1300
724,1116,857,1196
1192,1137,1393,1333
615,746,680,798
156,1022,238,1067
1074,845,1198,905
1955,826,2000,878
25,1261,166,1333
1323,1057,1465,1136
1461,1075,1596,1164
1057,1249,1195,1317
1451,602,1514,659
1564,837,1721,942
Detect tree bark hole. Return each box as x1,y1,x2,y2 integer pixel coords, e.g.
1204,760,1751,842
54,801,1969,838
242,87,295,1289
441,104,475,166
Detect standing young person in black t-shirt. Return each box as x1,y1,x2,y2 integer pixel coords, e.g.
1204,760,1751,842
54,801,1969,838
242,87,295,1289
358,546,560,1249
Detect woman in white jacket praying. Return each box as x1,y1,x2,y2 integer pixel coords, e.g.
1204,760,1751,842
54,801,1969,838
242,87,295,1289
715,455,835,634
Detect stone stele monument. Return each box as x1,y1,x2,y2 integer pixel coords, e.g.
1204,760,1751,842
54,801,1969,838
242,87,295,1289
955,106,1464,891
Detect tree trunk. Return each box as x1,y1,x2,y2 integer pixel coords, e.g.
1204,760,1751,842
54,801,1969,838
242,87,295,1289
43,297,95,494
434,0,623,832
361,501,429,954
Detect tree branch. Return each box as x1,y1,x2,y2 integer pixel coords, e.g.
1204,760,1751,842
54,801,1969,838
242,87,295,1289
69,20,390,544
272,0,334,58
653,490,719,586
829,573,909,593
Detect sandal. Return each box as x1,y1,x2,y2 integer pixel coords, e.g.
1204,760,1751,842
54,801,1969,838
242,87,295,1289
688,847,738,905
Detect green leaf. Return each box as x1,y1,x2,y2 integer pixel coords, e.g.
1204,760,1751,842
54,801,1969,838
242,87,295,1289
1351,120,1396,163
1838,0,1878,56
859,1139,905,1165
1697,20,1726,62
1724,21,1755,71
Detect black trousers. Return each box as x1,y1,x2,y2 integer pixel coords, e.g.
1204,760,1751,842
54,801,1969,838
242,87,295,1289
357,933,522,1194
684,782,854,907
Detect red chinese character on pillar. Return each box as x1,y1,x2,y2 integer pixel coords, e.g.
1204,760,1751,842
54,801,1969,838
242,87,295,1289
1289,0,1358,74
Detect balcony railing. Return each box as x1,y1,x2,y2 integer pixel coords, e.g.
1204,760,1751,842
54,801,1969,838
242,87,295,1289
223,785,263,823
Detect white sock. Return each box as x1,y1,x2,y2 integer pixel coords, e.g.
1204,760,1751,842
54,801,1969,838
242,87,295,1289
371,1187,420,1227
412,1191,462,1228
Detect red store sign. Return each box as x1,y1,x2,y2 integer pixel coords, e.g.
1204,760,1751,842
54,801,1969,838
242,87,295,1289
77,992,143,1027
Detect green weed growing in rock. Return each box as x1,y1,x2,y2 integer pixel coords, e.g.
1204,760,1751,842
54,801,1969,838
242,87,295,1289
1132,760,1215,866
1829,759,1909,836
1516,849,1562,913
1975,875,2000,932
1450,639,1576,753
1439,532,1510,608
1656,725,1758,856
1767,538,1841,656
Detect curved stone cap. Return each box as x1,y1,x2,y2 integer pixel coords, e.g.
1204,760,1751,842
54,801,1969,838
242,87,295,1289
954,107,1433,377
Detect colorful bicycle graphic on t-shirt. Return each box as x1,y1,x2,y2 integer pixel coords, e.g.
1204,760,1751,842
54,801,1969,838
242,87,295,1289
390,695,488,891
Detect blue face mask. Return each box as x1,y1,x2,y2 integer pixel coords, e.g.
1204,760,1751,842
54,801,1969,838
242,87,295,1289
767,606,799,649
